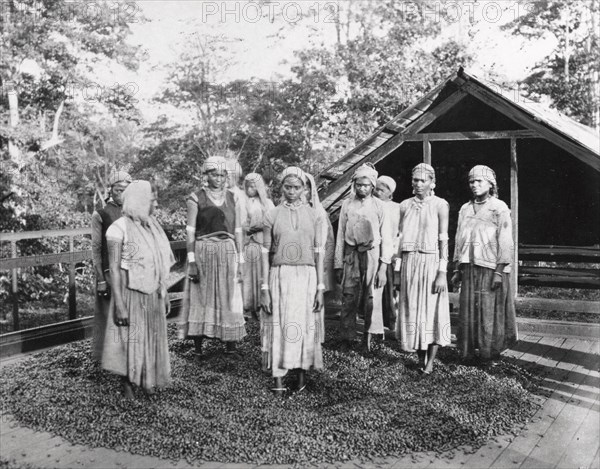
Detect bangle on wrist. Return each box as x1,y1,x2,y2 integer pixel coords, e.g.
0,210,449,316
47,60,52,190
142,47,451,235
187,252,196,263
261,283,269,290
494,271,503,277
317,283,325,291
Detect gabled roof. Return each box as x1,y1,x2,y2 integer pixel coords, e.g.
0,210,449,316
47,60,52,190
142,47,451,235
318,68,600,214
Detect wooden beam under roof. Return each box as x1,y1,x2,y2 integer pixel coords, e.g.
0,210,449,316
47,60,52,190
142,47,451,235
400,90,468,136
461,82,600,171
403,129,539,141
320,132,406,207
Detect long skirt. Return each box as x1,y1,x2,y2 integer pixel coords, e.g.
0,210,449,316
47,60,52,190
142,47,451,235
458,264,517,360
242,238,262,315
102,284,171,391
179,237,246,341
397,251,451,352
262,265,323,378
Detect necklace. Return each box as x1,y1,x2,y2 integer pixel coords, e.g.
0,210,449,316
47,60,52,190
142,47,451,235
282,200,303,209
206,187,226,205
474,197,490,204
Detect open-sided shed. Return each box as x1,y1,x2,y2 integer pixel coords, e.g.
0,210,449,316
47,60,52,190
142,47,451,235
317,68,600,305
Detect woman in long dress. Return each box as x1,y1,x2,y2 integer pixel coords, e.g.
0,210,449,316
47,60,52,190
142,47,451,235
102,180,175,397
260,167,325,396
241,173,274,319
304,173,335,297
178,156,247,356
396,164,451,374
90,170,131,362
375,175,400,333
452,165,517,361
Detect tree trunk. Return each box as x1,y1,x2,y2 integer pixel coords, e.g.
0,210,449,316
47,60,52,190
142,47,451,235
564,4,571,83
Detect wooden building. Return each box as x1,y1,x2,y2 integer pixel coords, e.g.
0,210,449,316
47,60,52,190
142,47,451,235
317,68,600,305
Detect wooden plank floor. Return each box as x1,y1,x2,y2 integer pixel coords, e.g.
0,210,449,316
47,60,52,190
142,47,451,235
1,335,598,469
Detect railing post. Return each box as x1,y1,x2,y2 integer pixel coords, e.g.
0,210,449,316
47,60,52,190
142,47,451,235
68,236,77,320
11,240,19,331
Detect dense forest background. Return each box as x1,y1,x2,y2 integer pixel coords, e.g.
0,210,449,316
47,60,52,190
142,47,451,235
1,0,598,315
2,0,599,231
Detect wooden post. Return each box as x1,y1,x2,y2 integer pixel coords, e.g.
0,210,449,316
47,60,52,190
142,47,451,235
510,138,519,299
11,241,19,331
68,236,77,320
423,137,431,164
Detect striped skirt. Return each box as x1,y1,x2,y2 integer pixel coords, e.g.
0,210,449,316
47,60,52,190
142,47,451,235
179,237,246,341
457,264,517,360
262,265,324,378
396,251,451,351
102,284,171,391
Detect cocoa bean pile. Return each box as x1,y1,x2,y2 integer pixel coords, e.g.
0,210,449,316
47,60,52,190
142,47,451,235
0,323,542,465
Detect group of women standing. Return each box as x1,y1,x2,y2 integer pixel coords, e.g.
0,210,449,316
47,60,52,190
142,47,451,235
91,159,517,398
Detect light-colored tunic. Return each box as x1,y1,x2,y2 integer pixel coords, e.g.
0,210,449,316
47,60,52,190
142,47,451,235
102,217,175,391
242,196,274,314
262,203,324,378
335,195,393,338
396,196,451,351
454,198,517,359
454,198,513,272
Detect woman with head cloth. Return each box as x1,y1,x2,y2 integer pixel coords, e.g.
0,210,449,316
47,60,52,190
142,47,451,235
260,167,325,396
225,158,245,200
452,165,517,362
304,172,336,295
241,172,275,319
102,180,175,398
90,170,132,362
374,175,400,332
396,163,451,374
334,163,393,352
178,156,247,357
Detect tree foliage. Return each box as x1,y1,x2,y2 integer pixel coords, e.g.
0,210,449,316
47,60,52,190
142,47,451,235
504,0,600,127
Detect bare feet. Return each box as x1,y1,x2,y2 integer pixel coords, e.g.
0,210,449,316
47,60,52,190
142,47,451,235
122,379,134,399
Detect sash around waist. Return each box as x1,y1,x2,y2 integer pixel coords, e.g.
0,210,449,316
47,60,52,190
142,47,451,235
195,231,235,241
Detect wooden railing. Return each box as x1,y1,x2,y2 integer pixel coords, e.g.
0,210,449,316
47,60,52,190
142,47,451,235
0,227,185,332
518,244,600,289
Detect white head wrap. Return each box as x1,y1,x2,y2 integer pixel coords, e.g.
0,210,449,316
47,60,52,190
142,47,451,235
202,156,228,174
412,163,435,182
108,170,132,186
352,163,378,187
469,165,497,186
377,175,396,193
225,159,243,178
280,166,306,184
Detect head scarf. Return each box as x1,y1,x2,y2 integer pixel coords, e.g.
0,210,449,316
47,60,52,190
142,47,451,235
120,180,175,296
122,180,153,225
469,165,497,187
412,163,435,182
377,175,396,194
352,163,378,187
202,156,228,175
280,166,306,184
304,172,323,211
108,170,132,187
244,172,271,208
225,158,243,182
